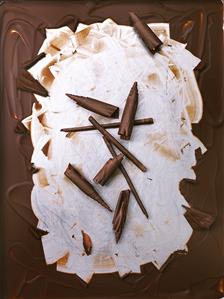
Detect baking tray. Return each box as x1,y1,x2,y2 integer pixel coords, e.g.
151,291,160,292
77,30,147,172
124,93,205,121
0,1,224,298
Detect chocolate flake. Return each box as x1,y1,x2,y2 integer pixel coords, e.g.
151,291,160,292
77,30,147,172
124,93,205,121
113,190,130,243
89,116,147,172
42,140,50,157
81,230,92,255
66,94,119,118
94,154,124,186
182,205,215,230
64,163,112,212
118,82,138,140
17,69,48,97
14,120,29,135
28,163,40,174
61,117,153,133
23,52,46,70
129,12,163,54
103,137,148,218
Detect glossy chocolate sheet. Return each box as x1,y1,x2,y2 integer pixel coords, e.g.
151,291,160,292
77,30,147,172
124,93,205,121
0,1,224,298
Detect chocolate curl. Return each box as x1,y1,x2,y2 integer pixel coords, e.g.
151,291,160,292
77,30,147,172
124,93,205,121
81,230,93,256
17,69,48,97
64,164,112,212
23,52,46,70
113,190,130,243
118,82,138,140
61,118,154,133
66,94,119,118
94,154,124,186
182,205,215,230
103,137,148,218
129,12,163,54
89,116,147,172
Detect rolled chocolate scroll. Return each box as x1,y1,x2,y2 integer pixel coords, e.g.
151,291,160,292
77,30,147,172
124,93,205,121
94,154,124,186
129,12,163,54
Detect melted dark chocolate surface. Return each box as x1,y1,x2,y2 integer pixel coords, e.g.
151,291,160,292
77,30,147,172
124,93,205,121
0,0,224,298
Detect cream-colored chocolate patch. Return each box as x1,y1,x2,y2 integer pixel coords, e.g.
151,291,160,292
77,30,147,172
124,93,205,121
169,64,180,79
76,27,91,45
36,168,49,187
132,224,145,237
186,105,196,123
146,73,161,86
93,255,115,269
147,132,180,161
94,39,105,52
40,58,57,88
57,252,69,266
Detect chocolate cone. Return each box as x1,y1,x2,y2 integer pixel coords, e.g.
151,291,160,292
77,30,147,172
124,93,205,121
66,94,119,118
182,205,215,230
118,82,138,140
64,164,112,212
94,154,124,186
17,69,48,97
129,12,163,54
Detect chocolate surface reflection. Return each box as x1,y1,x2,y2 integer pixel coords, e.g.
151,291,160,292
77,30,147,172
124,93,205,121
1,0,223,298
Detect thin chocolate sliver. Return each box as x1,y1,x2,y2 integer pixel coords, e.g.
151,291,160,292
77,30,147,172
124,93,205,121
89,116,147,172
112,190,130,243
118,82,138,140
61,117,154,133
182,205,215,230
81,230,92,256
17,69,48,97
129,12,163,54
64,164,112,212
66,94,119,118
103,137,148,218
94,154,124,186
23,52,46,70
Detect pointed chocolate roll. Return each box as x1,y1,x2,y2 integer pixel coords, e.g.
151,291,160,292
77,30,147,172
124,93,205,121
94,154,124,186
129,12,163,54
23,52,46,70
66,94,119,118
118,82,138,140
89,116,147,172
65,164,112,212
113,190,130,243
182,205,215,230
17,69,48,97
